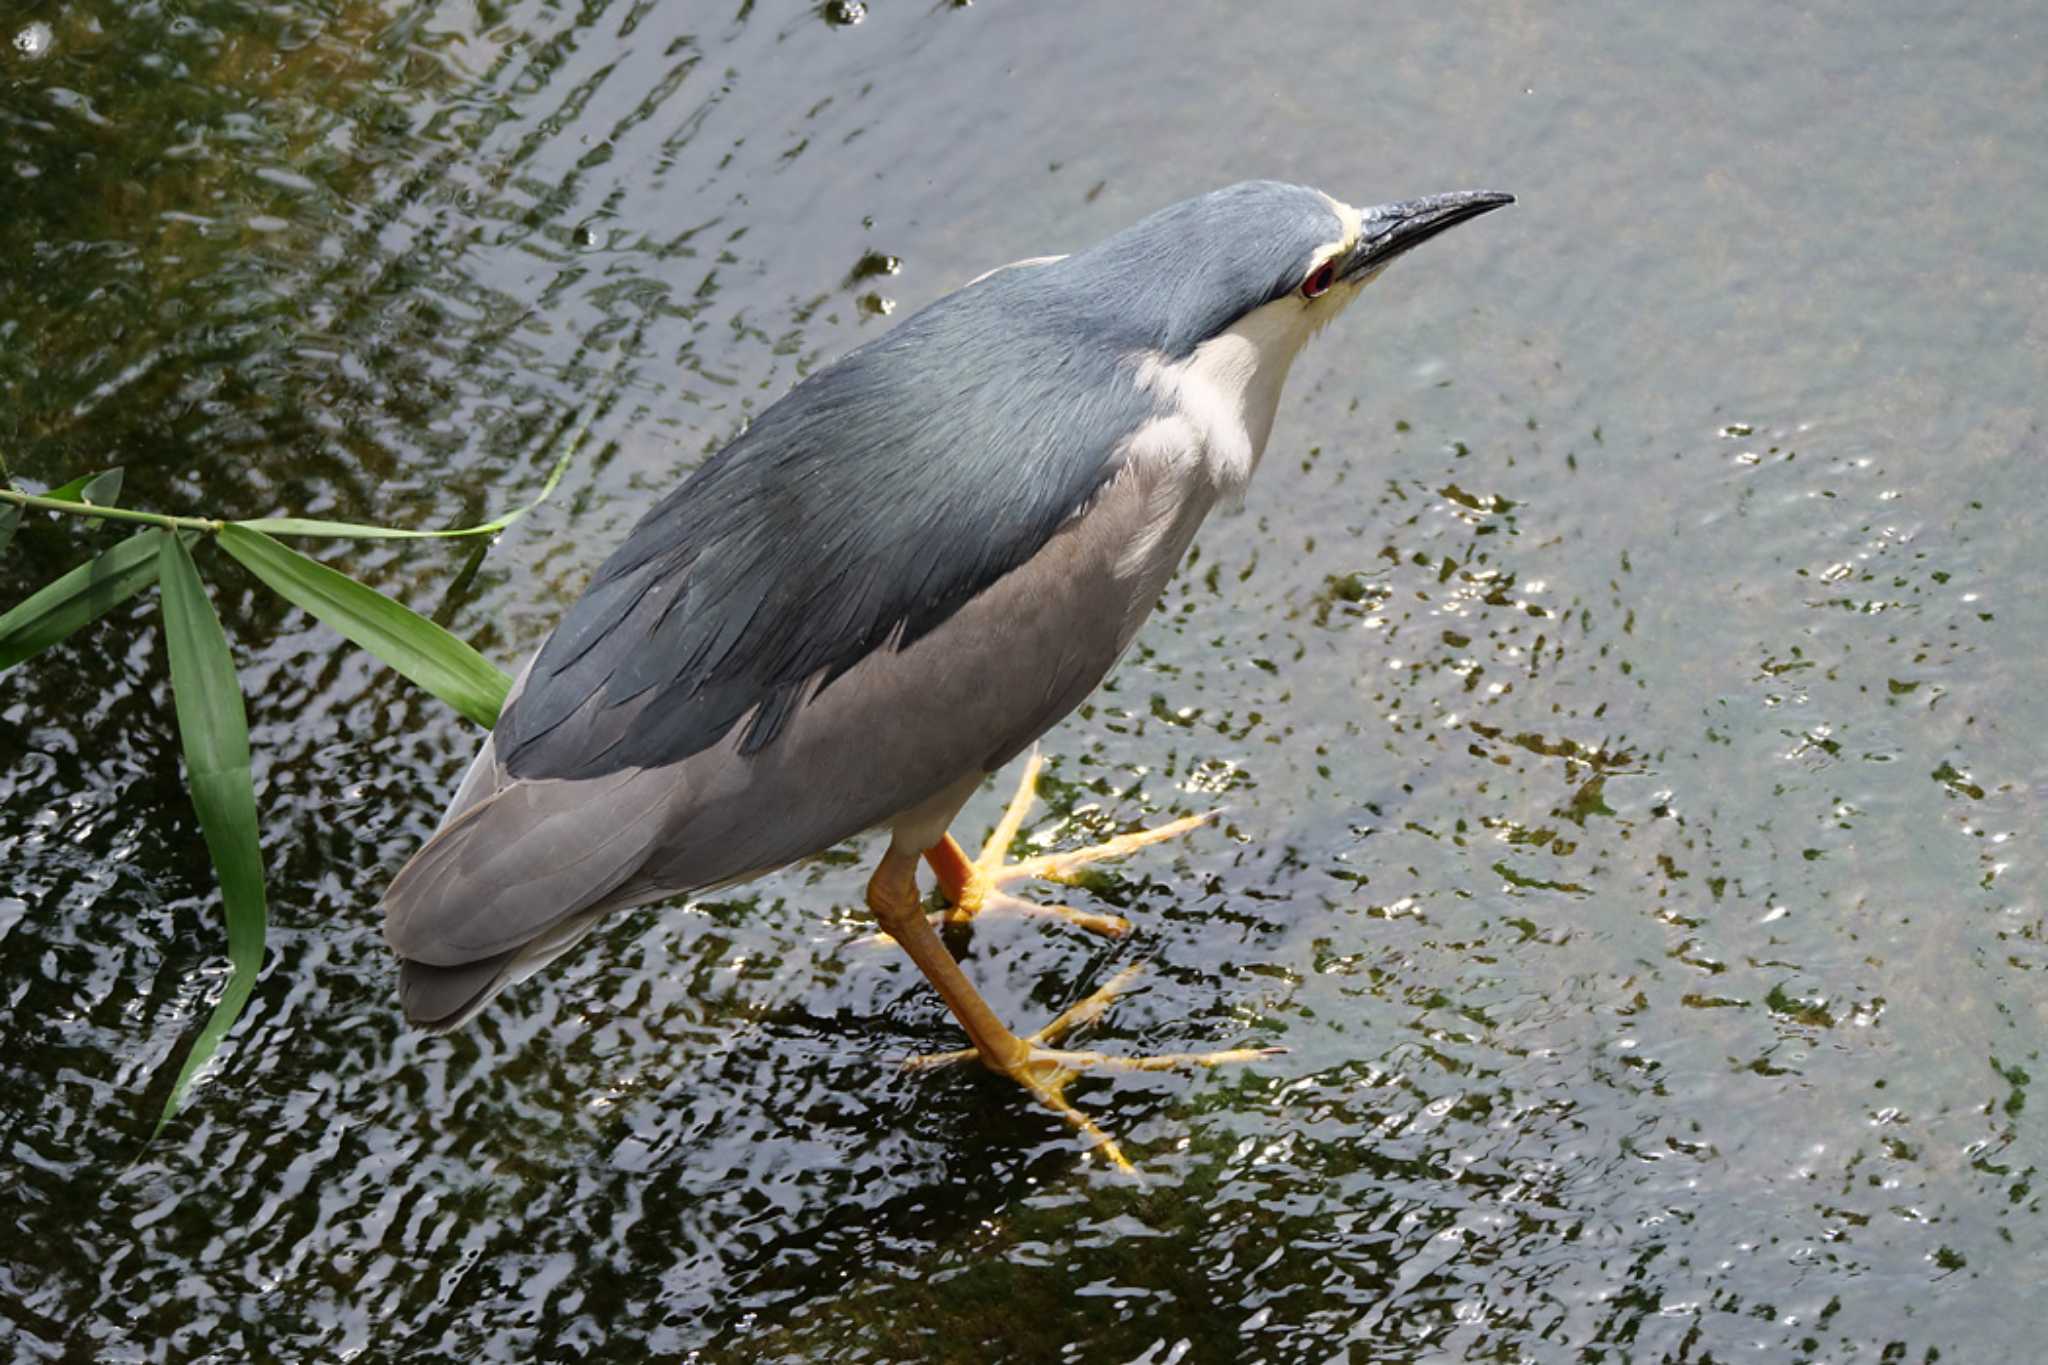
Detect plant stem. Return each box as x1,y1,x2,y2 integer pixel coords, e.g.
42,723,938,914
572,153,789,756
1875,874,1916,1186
0,488,223,534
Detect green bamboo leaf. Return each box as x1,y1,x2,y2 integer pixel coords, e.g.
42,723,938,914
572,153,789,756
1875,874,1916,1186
81,468,124,506
216,524,510,728
236,409,581,542
45,467,125,506
154,530,267,1134
229,515,509,541
0,528,186,671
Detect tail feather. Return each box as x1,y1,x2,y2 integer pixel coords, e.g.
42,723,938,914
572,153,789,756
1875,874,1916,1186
394,902,617,1031
399,951,520,1032
382,762,680,1031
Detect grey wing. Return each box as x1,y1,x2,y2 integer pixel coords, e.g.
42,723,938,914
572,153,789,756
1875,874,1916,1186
381,263,1183,1029
380,461,1194,1029
624,454,1206,890
494,263,1158,783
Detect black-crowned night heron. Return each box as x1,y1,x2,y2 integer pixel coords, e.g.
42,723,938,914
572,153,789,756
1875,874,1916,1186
383,180,1513,1168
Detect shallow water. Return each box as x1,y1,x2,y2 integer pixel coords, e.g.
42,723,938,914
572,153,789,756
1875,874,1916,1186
3,2,2044,1360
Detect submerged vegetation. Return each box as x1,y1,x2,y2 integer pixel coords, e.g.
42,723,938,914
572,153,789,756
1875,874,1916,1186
0,428,583,1130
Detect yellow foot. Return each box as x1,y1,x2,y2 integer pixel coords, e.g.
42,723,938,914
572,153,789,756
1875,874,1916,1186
904,964,1284,1174
861,748,1216,948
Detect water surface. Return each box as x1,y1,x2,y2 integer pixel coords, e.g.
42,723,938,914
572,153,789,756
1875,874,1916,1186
3,2,2043,1360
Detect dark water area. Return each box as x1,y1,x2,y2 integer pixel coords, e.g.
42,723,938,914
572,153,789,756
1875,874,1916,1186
3,2,2044,1360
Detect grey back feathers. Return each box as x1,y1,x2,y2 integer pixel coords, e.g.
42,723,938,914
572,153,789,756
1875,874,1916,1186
498,265,1156,778
502,181,1345,781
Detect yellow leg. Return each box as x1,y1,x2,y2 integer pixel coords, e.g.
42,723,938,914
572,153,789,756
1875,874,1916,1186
914,748,1216,940
903,963,1280,1073
867,849,1280,1175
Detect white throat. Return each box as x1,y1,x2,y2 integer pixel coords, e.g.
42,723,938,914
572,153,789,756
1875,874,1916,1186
1130,286,1355,501
1105,282,1364,607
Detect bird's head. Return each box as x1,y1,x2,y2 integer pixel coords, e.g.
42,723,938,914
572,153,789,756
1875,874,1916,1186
979,181,1511,493
1055,179,1515,361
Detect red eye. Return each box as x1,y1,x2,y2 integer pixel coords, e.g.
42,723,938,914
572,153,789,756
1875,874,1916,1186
1301,261,1337,298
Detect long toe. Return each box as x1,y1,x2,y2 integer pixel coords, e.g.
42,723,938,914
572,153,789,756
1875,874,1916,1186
902,963,1283,1174
914,747,1218,941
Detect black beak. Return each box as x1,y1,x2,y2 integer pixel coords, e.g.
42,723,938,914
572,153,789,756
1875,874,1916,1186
1339,190,1515,281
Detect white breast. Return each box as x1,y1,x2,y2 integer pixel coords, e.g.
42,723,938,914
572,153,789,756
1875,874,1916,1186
1130,291,1329,500
1106,291,1331,604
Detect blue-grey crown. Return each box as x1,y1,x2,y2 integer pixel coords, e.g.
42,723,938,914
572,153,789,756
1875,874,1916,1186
1030,180,1344,357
